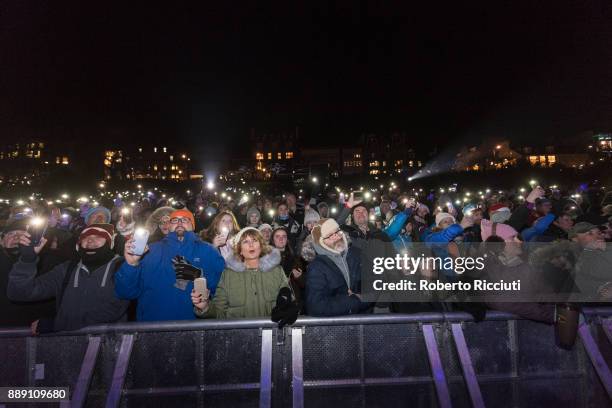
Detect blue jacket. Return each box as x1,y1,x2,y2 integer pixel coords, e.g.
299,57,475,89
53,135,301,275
425,224,464,279
384,210,413,253
305,246,370,316
521,213,555,242
115,231,225,321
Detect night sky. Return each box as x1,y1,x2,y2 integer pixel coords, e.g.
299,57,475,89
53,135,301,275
2,2,612,155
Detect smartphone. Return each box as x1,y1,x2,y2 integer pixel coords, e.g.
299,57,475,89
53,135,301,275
28,217,48,247
121,207,133,224
220,226,230,241
352,191,364,201
374,206,382,217
131,228,149,256
194,277,208,298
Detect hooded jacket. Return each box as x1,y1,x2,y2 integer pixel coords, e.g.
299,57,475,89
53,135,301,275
145,206,174,238
7,251,128,332
196,248,288,319
115,231,225,321
305,230,370,317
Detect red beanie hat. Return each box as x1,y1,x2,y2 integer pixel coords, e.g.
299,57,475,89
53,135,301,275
489,203,510,213
79,223,115,249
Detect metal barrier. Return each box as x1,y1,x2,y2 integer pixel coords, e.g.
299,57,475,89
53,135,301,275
1,309,612,407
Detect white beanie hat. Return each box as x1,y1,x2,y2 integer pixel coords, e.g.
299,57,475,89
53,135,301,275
435,212,456,226
231,227,261,247
320,218,340,241
313,218,347,254
304,208,321,225
258,223,273,232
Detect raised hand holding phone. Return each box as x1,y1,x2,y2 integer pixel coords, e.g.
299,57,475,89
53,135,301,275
120,207,133,225
347,192,363,209
131,228,149,255
124,230,150,266
27,217,48,247
526,186,545,203
17,232,47,254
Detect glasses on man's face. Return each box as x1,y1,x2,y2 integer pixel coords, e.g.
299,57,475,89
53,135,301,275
170,217,190,225
323,229,341,240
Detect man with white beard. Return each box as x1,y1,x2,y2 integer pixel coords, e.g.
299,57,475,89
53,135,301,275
305,218,371,316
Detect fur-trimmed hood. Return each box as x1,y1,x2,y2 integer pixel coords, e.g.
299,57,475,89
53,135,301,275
528,240,582,269
225,246,282,272
145,206,174,234
301,234,317,262
311,218,351,255
301,232,352,262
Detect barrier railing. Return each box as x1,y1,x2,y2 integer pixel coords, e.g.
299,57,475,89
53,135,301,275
1,308,612,407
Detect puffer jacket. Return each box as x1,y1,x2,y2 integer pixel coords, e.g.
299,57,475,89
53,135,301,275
115,231,225,321
196,248,288,319
424,224,464,280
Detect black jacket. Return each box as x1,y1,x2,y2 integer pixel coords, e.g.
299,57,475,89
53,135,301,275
305,246,370,316
0,248,56,327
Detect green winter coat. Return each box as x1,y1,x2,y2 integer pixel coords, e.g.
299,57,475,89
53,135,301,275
196,248,288,319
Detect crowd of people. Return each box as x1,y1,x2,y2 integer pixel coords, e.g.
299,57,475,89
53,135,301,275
1,181,611,346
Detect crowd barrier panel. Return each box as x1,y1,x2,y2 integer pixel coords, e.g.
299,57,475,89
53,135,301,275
1,308,612,407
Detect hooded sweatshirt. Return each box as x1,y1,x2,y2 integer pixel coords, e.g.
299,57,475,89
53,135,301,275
7,248,128,332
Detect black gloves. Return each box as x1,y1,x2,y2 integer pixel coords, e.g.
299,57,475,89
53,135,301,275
36,318,55,334
172,255,202,281
19,244,37,262
271,287,299,329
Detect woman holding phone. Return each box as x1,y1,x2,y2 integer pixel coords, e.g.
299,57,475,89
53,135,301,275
191,227,288,319
201,211,240,260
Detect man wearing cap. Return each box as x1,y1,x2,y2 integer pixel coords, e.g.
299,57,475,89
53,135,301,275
6,223,128,333
115,208,225,321
305,218,370,316
569,222,612,301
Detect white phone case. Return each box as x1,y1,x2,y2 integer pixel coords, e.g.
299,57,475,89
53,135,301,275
132,229,149,255
194,277,208,297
